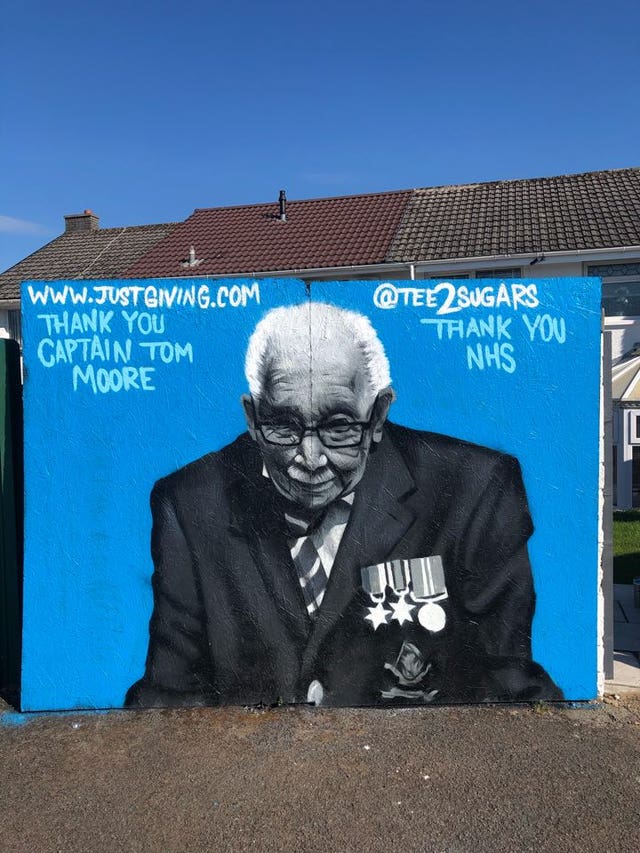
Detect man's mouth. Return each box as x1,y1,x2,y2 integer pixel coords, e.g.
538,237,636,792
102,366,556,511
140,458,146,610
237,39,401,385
287,468,336,486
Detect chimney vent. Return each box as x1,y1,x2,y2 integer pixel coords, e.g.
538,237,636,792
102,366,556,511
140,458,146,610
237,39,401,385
64,210,100,233
180,245,203,268
278,190,287,222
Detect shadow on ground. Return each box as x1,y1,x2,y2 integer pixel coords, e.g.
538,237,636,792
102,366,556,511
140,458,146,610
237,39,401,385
614,553,640,584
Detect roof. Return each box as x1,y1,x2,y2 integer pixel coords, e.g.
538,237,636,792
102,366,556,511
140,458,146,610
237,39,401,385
387,168,640,262
0,223,176,302
123,191,412,278
2,168,640,300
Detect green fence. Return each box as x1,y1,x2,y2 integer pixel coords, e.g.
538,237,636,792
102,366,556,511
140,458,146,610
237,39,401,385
1,339,22,702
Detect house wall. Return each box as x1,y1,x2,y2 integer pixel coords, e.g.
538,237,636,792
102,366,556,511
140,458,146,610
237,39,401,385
604,317,640,363
414,260,585,279
527,262,583,278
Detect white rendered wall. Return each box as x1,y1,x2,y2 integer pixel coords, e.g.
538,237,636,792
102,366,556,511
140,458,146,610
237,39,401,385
0,309,10,339
526,262,583,279
604,317,640,363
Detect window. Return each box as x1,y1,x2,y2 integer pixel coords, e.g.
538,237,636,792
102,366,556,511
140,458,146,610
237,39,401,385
632,446,640,507
475,267,522,279
424,273,470,280
588,262,640,317
628,411,640,445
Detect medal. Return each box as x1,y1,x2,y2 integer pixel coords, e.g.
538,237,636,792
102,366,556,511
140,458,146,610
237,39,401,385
390,594,415,625
385,559,408,594
361,562,391,630
417,602,446,633
384,559,415,625
361,555,448,633
365,600,391,630
408,556,448,634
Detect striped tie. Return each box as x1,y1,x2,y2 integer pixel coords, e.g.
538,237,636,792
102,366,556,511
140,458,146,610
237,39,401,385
290,534,328,619
285,498,352,619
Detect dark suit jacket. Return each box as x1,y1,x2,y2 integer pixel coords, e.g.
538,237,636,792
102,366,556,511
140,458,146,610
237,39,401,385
126,423,562,708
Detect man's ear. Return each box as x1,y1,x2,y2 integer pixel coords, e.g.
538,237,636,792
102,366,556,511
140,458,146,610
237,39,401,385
371,386,395,443
241,394,258,441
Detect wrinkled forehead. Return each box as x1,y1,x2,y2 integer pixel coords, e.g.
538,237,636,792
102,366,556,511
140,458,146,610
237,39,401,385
262,339,372,412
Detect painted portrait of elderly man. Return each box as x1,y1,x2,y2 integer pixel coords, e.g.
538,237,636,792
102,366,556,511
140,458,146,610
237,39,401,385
126,301,562,708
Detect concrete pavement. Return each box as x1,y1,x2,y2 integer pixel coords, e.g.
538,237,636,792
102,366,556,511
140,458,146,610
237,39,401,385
608,583,640,693
3,584,639,852
2,696,640,853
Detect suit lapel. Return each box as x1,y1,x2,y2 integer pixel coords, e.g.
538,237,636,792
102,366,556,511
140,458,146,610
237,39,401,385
302,431,423,669
226,443,311,643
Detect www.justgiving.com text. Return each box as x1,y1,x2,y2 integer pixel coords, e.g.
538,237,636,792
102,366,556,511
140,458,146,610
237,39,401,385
25,282,261,309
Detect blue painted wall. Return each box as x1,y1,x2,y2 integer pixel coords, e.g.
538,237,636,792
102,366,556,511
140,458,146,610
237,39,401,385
20,277,601,709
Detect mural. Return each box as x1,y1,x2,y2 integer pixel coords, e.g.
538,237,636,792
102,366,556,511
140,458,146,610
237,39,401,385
20,277,602,710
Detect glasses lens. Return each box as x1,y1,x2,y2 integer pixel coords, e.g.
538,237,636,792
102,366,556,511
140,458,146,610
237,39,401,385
260,424,301,445
319,423,364,447
259,421,365,447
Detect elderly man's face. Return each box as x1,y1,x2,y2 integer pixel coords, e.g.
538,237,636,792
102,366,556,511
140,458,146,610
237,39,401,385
243,347,392,511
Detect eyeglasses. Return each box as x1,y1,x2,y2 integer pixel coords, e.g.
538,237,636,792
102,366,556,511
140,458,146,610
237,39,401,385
251,397,378,448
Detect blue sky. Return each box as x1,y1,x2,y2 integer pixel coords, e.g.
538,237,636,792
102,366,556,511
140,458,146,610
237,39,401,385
2,0,639,272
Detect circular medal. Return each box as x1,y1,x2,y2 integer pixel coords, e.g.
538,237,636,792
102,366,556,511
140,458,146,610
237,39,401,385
418,602,446,633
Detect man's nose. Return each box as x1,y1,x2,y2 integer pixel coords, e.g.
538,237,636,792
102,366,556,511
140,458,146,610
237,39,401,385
296,433,328,468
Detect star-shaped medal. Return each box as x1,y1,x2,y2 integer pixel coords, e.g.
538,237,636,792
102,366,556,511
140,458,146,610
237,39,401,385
365,601,391,631
390,593,415,626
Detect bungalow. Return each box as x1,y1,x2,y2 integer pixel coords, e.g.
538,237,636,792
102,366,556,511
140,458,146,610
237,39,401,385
2,167,639,503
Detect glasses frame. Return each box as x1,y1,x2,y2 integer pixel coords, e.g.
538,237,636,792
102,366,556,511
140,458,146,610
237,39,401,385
250,395,379,448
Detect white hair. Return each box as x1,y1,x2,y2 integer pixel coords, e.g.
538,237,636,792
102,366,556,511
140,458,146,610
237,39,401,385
245,302,392,399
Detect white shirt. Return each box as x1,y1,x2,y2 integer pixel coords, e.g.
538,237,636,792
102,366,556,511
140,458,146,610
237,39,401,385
262,463,354,577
